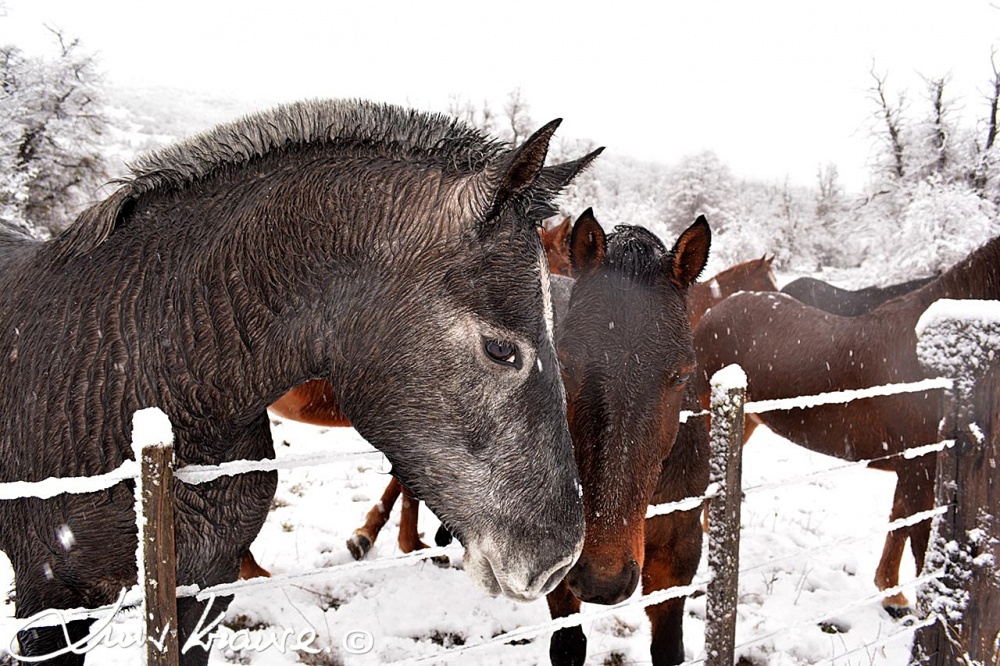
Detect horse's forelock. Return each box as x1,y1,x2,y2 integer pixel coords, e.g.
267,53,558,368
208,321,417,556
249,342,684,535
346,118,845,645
604,225,668,284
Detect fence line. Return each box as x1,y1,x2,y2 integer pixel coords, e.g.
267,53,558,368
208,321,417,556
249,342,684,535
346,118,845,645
0,367,976,661
739,439,954,497
745,376,952,414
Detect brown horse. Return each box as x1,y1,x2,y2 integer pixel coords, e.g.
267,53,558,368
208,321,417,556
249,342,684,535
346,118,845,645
539,215,574,277
686,254,777,329
693,234,1000,615
547,209,710,666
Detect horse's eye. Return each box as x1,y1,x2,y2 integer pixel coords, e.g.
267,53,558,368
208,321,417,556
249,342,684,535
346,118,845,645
671,371,692,389
483,338,520,367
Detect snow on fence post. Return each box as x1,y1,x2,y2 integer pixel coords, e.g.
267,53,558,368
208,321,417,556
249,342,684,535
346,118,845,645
704,364,746,666
910,300,1000,666
132,408,180,666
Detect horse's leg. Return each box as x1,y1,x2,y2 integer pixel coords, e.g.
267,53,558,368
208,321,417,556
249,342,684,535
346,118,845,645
875,469,915,615
876,458,937,617
177,594,232,666
907,457,936,574
239,550,271,579
642,509,703,666
16,621,93,666
13,577,93,666
434,524,453,546
347,477,403,560
397,486,450,566
546,579,586,666
397,486,429,552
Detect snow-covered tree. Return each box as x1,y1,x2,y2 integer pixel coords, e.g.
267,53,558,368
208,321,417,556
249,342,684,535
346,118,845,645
0,28,110,236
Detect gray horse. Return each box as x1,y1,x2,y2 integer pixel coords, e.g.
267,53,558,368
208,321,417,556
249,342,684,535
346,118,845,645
0,100,598,664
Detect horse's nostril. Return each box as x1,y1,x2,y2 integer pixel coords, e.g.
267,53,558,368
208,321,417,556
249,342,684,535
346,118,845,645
567,557,640,605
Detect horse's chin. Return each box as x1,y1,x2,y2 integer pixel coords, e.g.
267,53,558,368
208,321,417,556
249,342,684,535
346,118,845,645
463,535,582,602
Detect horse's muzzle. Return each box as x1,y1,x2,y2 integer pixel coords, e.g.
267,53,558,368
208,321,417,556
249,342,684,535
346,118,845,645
565,556,641,605
463,533,583,602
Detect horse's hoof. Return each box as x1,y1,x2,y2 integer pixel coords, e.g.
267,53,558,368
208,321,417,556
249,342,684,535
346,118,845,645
347,533,372,560
435,524,454,547
550,626,586,666
884,604,914,621
430,554,450,567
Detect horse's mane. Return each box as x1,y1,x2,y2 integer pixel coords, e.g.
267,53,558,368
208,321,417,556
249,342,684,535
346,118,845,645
53,99,506,261
605,225,667,284
935,233,1000,299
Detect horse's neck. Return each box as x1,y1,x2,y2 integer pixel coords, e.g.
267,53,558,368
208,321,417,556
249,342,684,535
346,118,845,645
921,238,1000,305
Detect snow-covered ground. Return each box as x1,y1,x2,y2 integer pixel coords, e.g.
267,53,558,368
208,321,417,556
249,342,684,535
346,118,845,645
0,412,926,665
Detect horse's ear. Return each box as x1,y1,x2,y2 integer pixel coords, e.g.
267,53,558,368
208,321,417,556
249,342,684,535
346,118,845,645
664,215,711,288
484,119,561,217
569,208,606,277
535,147,604,195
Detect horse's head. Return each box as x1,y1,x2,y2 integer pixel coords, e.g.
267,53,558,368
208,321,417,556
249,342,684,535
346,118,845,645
329,121,600,601
557,209,710,604
743,254,778,292
539,216,574,277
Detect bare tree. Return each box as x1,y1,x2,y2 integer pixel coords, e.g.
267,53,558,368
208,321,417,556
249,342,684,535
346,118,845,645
972,50,1000,196
503,87,532,146
868,66,907,181
920,74,951,178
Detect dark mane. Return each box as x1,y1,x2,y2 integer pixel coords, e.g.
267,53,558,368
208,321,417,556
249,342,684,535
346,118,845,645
933,233,1000,301
605,224,667,283
127,99,504,194
53,99,506,261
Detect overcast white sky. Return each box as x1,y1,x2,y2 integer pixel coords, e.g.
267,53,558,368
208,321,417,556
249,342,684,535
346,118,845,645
3,0,999,192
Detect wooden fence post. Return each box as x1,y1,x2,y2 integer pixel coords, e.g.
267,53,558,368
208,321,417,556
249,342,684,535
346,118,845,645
705,364,747,666
911,301,1000,665
132,408,180,666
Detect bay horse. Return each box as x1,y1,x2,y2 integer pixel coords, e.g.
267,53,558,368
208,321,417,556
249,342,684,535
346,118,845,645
686,254,777,329
693,234,1000,615
0,100,599,664
547,209,711,666
781,274,938,316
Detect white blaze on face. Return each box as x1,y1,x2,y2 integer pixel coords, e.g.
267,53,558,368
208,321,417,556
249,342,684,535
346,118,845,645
710,279,722,299
538,251,555,343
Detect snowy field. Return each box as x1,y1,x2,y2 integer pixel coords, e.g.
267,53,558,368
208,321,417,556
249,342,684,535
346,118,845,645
0,412,924,665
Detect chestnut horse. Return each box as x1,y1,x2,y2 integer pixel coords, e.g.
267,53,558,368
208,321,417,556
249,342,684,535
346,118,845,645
693,234,1000,614
781,274,938,317
686,254,777,329
545,209,711,666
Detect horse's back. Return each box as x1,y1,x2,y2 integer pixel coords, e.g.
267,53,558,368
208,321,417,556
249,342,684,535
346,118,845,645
695,289,935,461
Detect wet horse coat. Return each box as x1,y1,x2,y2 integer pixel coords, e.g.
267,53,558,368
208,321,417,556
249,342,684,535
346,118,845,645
0,100,596,663
547,210,711,666
693,234,1000,612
